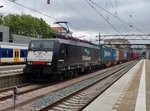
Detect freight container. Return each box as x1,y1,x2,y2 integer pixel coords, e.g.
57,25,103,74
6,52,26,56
124,50,128,61
116,49,119,61
100,45,112,67
112,48,116,61
112,48,118,65
119,49,124,62
131,52,137,60
127,51,131,61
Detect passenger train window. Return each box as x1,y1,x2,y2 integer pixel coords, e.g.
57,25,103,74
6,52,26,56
20,50,27,57
2,51,7,57
24,51,27,56
8,51,13,57
20,51,24,57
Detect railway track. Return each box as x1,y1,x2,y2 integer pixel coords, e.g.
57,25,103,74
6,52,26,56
0,82,50,101
40,61,137,111
0,60,138,111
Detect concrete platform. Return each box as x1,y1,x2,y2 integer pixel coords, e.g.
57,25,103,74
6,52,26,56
83,59,149,111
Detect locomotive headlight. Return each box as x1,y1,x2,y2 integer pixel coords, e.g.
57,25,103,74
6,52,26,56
27,62,32,65
47,62,51,65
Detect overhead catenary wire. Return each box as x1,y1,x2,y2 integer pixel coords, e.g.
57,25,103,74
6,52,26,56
106,0,132,39
116,1,145,40
88,0,145,36
8,0,58,21
7,0,148,41
108,0,115,10
8,0,95,38
63,0,104,32
62,0,111,39
117,1,145,32
105,0,134,40
85,0,122,36
63,1,98,35
86,0,135,40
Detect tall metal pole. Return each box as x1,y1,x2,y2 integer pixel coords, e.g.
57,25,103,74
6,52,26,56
98,33,101,45
96,33,101,46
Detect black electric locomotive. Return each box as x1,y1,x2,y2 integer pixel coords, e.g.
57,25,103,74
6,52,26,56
23,38,100,80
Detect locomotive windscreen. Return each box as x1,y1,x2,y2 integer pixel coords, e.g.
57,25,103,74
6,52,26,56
29,41,54,51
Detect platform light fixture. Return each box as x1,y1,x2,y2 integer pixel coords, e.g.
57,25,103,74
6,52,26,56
10,0,17,2
47,0,50,4
0,6,4,8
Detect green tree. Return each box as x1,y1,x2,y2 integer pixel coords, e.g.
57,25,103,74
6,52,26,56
3,14,56,38
0,14,3,25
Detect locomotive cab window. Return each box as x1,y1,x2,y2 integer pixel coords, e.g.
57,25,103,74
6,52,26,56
29,41,54,51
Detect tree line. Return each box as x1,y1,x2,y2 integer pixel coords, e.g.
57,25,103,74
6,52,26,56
0,14,57,38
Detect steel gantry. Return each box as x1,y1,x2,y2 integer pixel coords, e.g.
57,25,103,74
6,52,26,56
99,34,150,40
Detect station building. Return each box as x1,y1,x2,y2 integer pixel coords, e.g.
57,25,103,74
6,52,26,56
0,25,37,44
0,25,9,42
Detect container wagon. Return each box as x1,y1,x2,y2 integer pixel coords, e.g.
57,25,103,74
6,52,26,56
124,50,128,62
99,45,112,67
112,48,117,65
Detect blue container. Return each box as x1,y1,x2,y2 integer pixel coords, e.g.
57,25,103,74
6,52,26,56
127,51,131,60
112,48,116,61
124,50,128,60
99,45,112,63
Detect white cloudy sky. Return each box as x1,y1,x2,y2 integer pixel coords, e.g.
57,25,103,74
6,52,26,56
0,0,150,43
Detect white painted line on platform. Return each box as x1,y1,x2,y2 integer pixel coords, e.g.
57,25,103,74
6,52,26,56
0,65,25,69
0,69,23,73
135,59,146,111
83,60,143,111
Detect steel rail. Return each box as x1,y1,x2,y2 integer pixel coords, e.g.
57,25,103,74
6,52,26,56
40,61,138,111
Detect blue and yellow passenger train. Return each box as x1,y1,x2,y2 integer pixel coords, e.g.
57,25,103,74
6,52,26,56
0,42,28,64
